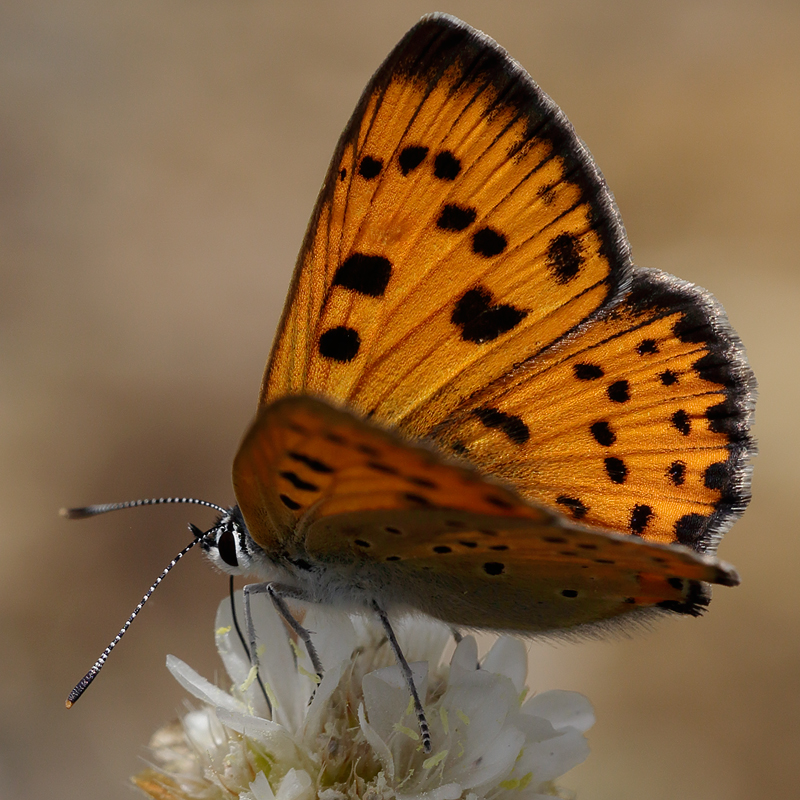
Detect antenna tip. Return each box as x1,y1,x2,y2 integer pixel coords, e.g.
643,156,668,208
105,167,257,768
61,506,94,519
65,699,74,709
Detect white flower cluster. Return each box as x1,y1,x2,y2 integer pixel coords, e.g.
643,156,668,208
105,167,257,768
134,593,593,800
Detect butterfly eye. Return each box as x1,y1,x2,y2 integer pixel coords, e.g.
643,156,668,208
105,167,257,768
217,528,239,568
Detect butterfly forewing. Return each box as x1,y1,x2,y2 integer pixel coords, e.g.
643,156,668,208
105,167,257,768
261,16,631,430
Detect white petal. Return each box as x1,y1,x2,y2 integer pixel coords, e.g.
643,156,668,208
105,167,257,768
523,690,595,733
275,768,314,800
454,727,526,792
215,595,272,718
450,636,479,672
166,655,246,714
181,708,226,753
239,590,307,732
248,771,276,800
480,637,528,693
358,703,395,781
215,706,284,741
362,661,429,743
304,658,346,740
398,782,463,800
302,606,357,674
517,727,591,783
396,616,452,666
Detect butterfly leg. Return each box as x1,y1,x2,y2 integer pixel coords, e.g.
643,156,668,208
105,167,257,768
267,583,325,680
242,582,270,684
242,582,325,689
371,600,432,754
229,577,272,714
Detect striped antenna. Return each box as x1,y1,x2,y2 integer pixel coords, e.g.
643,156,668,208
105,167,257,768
61,496,227,519
62,496,226,707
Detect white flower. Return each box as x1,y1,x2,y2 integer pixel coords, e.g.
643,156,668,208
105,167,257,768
133,593,594,800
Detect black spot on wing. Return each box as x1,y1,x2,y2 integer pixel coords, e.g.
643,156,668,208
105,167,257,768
573,363,603,380
483,562,505,576
287,452,334,474
657,581,711,617
537,183,557,205
607,380,630,403
671,409,691,436
630,504,654,534
358,156,382,179
546,232,583,283
433,150,461,179
556,496,587,519
398,145,428,175
451,287,527,343
367,461,398,475
605,457,628,484
404,493,432,507
660,370,678,386
333,254,392,297
280,494,301,511
405,475,438,489
668,460,686,486
706,399,737,435
693,352,729,384
472,228,507,257
473,407,530,445
437,204,476,231
704,462,728,491
590,421,616,446
484,494,514,510
319,326,360,362
279,471,319,492
674,513,707,547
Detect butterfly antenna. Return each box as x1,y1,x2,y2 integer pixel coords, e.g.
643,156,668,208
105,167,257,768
65,527,209,708
61,496,228,519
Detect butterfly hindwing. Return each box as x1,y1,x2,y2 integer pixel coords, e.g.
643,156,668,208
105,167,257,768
429,268,755,553
234,396,738,631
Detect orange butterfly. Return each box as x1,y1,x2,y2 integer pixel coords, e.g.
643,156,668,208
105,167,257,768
65,14,755,751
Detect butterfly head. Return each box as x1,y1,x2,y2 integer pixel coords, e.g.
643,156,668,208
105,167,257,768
196,505,257,576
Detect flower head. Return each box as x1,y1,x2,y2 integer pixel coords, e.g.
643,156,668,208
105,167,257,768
134,593,593,800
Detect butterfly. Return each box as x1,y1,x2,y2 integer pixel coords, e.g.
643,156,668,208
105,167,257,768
65,14,754,751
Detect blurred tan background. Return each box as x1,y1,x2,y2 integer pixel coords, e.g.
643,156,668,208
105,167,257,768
2,1,798,798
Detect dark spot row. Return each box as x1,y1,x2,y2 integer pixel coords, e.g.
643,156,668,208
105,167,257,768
572,361,685,398
556,495,654,535
436,203,507,257
354,147,463,182
319,278,530,362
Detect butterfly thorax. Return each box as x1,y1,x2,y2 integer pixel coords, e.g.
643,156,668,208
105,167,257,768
201,504,399,612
